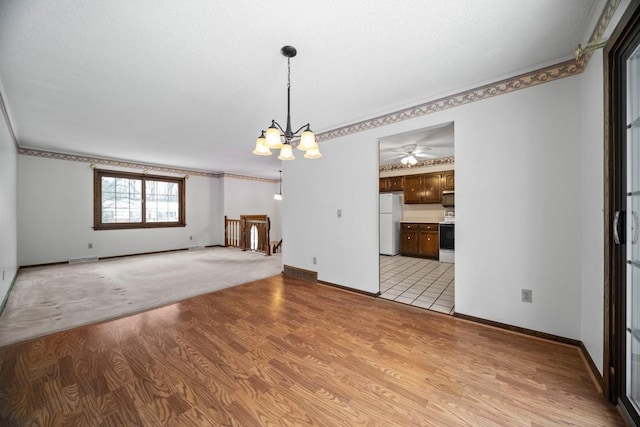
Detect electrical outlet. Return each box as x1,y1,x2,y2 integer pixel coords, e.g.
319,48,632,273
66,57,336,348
522,289,533,303
337,209,342,218
88,243,93,249
189,235,193,240
313,257,317,265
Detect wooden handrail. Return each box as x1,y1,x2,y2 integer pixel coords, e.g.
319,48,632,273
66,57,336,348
224,215,271,255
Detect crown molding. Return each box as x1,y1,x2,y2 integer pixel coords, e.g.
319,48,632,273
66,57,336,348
221,173,278,184
577,0,621,67
17,147,280,182
17,147,221,178
0,90,19,151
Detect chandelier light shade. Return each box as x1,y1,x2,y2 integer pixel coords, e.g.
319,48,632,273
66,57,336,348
252,131,272,155
304,145,322,159
274,170,283,200
252,45,321,160
278,143,295,160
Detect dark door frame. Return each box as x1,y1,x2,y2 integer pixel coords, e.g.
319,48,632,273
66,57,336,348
604,0,640,420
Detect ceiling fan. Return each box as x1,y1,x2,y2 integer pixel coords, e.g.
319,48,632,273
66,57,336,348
388,143,435,166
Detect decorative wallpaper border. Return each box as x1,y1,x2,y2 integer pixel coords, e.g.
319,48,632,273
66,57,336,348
585,0,621,63
575,0,620,68
17,147,279,182
221,173,278,183
380,156,454,172
17,147,220,178
324,59,581,146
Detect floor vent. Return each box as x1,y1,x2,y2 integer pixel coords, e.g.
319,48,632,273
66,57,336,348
283,265,318,282
188,245,205,251
69,256,99,264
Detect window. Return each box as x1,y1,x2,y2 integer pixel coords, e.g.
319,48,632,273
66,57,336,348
94,169,186,230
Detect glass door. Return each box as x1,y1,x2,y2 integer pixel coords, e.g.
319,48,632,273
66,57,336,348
627,43,640,413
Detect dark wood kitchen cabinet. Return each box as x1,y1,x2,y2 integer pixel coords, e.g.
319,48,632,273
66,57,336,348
400,226,419,256
403,173,441,204
387,176,404,192
403,175,422,203
442,170,455,191
401,223,439,259
419,227,439,258
422,174,441,203
379,176,404,192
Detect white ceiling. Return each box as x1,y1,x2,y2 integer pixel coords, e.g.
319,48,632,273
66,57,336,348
379,122,454,166
0,0,597,179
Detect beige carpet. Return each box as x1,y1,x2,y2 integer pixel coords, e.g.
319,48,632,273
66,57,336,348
0,247,282,347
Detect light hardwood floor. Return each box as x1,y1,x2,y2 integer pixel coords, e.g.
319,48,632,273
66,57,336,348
0,275,623,426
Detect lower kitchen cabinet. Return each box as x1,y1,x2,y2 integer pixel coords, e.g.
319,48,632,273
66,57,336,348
401,223,439,259
419,229,439,258
401,229,419,256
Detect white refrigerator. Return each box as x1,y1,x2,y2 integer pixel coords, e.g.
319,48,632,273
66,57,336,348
379,193,402,255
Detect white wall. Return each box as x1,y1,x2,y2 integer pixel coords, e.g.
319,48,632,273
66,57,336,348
17,155,222,265
580,49,605,376
284,75,584,338
223,177,282,241
284,138,380,293
0,110,18,304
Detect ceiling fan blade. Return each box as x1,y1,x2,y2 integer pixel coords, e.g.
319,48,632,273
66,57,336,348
384,153,406,159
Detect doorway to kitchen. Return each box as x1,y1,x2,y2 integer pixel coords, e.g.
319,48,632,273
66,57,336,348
378,122,455,314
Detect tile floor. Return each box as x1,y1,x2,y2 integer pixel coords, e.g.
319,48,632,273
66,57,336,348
379,255,455,314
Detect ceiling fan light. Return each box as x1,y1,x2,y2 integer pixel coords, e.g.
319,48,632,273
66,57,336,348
401,156,409,165
304,145,322,159
408,155,417,165
252,133,272,156
265,125,283,148
278,143,295,160
298,129,316,151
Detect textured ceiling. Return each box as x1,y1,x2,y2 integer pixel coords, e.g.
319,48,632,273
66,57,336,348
379,122,454,166
0,0,597,179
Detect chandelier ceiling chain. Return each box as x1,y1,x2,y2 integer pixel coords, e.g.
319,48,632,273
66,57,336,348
252,45,322,160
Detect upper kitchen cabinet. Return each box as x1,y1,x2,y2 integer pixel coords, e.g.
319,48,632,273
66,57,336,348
404,173,441,204
387,176,403,192
422,173,441,203
379,176,404,192
379,178,389,192
403,175,422,203
442,170,455,191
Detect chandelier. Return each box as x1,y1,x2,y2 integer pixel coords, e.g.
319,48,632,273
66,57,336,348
252,45,321,160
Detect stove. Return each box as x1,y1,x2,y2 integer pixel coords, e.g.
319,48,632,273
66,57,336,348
439,217,454,263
